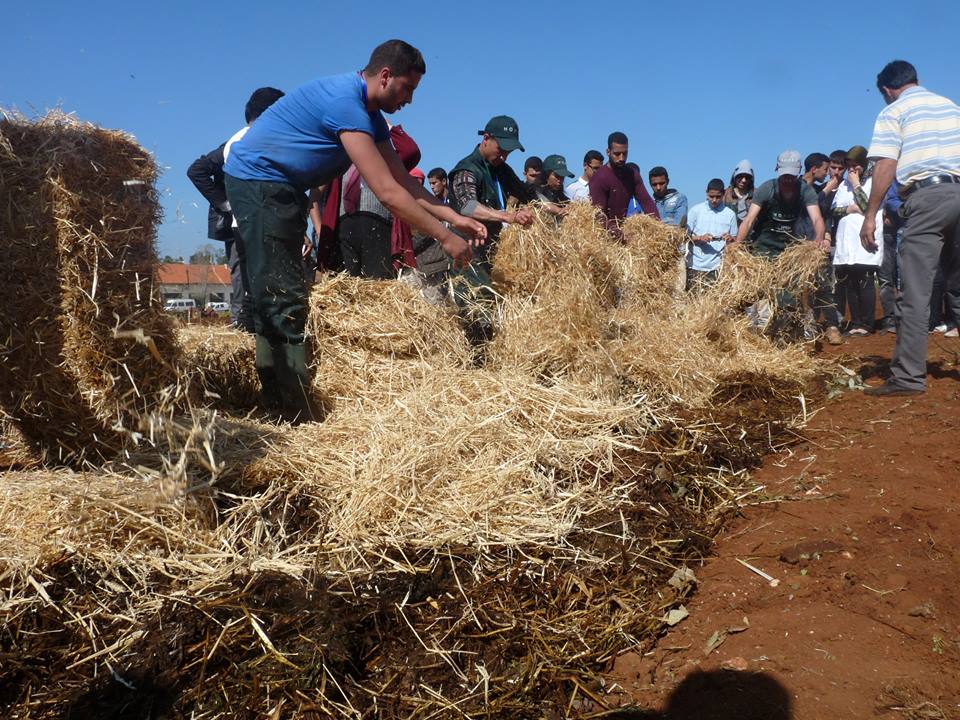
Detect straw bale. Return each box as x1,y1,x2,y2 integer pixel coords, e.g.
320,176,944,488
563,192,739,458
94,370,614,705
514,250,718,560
0,412,40,469
710,239,826,309
487,271,615,385
614,299,821,406
618,212,690,309
493,202,620,303
176,326,259,412
0,111,179,464
0,469,211,572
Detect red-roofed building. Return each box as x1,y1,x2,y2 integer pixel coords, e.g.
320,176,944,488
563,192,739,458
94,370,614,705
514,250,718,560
158,263,232,305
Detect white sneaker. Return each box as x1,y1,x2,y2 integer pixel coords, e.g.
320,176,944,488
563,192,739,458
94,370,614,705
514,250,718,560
933,323,948,333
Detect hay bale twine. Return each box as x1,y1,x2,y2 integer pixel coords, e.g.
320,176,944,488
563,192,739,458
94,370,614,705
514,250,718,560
0,112,179,464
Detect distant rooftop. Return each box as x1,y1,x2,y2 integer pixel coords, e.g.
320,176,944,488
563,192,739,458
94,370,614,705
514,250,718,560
157,263,230,286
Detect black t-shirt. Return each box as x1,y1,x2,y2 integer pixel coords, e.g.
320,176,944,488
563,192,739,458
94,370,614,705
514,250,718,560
536,185,567,205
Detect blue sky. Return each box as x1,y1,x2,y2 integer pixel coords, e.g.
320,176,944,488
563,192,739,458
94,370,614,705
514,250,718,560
4,2,959,260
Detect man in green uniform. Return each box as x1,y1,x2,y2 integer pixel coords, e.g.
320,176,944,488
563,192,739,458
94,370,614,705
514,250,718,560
447,116,536,342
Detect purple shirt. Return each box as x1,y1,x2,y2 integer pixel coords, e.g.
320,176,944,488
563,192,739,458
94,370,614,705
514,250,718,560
589,164,659,237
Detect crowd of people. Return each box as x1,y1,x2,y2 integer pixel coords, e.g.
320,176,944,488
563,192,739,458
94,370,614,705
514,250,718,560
186,42,960,418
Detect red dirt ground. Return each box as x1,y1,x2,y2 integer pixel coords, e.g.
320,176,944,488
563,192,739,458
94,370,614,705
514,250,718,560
605,333,960,720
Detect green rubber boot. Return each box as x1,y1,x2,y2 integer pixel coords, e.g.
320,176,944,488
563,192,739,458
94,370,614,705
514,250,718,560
254,334,282,413
277,342,319,424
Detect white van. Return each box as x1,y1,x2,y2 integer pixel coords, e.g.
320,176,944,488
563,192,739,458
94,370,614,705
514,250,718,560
164,298,196,313
206,301,230,313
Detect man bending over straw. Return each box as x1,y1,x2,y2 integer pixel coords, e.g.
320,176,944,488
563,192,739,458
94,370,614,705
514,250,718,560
224,40,487,421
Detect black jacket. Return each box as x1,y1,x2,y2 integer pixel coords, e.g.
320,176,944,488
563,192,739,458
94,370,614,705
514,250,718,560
186,142,233,241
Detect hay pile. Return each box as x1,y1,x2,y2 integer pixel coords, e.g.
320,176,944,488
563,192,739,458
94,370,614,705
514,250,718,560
489,203,825,405
1,198,831,718
0,112,178,464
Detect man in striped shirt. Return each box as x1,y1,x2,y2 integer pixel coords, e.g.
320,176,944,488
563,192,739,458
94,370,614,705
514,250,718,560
861,60,960,396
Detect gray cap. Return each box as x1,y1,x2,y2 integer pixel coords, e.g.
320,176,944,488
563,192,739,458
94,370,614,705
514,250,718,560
775,150,802,177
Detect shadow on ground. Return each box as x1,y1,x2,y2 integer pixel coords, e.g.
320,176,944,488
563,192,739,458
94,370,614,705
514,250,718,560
601,670,791,720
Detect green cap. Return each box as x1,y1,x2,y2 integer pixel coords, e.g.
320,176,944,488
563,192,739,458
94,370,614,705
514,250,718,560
479,115,524,153
543,154,574,179
846,144,868,167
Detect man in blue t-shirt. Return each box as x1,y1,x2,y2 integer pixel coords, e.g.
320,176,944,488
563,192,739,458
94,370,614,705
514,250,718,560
223,39,486,422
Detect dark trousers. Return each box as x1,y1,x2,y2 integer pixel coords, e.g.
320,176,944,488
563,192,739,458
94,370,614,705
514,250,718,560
835,264,878,332
890,184,960,389
339,212,394,279
227,229,255,331
224,175,308,344
812,257,840,328
878,226,901,328
450,260,496,346
929,264,960,329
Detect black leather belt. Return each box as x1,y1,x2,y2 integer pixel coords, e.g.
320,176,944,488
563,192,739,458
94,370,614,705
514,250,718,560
903,174,960,197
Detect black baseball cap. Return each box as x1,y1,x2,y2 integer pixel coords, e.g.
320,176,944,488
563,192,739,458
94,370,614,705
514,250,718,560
479,115,524,153
543,154,574,179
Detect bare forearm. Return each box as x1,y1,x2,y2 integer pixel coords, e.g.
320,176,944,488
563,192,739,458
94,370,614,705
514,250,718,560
412,192,463,226
308,187,324,234
380,186,459,245
813,214,825,244
469,203,512,223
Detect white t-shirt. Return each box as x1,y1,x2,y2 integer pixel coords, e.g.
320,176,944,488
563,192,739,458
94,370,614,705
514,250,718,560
832,177,883,266
565,176,590,202
222,126,249,228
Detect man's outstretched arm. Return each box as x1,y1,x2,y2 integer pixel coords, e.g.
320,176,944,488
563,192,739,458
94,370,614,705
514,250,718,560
341,131,477,267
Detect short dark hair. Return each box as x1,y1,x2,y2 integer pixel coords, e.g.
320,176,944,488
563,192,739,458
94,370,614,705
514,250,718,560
524,156,543,172
608,131,628,148
649,165,669,181
877,60,917,92
363,39,426,77
245,87,284,123
427,167,447,181
707,178,725,192
583,149,604,166
804,152,829,172
625,162,640,173
829,149,847,164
